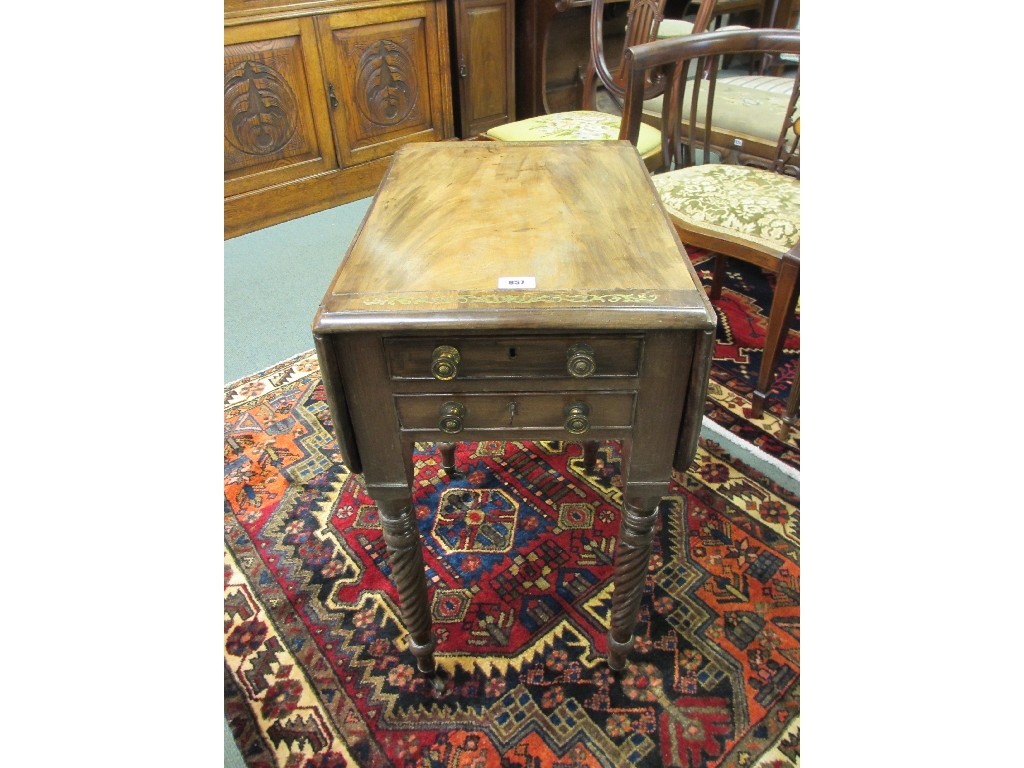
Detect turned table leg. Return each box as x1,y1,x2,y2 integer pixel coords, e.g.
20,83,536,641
606,496,660,671
438,442,458,477
582,440,598,473
376,498,436,672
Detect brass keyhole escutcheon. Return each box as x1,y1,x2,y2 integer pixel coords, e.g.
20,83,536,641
564,401,591,435
439,402,466,434
566,343,596,378
431,345,461,380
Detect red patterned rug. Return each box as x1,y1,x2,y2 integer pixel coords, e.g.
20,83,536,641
224,353,800,767
690,251,800,471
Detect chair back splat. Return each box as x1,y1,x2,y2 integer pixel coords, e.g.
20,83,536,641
586,0,722,107
618,28,799,174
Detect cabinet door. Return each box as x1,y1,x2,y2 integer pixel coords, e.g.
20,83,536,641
224,18,338,197
316,2,453,168
453,0,514,137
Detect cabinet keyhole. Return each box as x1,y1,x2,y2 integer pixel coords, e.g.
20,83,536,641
508,347,517,358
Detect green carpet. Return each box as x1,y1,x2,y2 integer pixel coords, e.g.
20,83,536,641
224,199,372,383
224,199,370,768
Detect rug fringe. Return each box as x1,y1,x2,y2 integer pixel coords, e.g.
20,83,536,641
701,415,801,484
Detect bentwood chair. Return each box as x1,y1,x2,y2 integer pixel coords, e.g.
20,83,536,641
482,0,720,172
620,28,800,417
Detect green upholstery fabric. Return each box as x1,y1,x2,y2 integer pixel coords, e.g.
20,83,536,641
656,20,747,38
717,75,794,95
485,111,662,159
655,19,694,38
643,81,797,146
651,164,799,252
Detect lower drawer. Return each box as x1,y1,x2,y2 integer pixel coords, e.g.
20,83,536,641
394,391,636,433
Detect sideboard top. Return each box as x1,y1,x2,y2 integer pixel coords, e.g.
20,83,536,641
315,141,715,332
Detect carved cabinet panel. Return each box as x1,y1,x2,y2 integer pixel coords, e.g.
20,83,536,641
317,3,449,167
224,0,454,239
449,0,515,137
224,18,338,198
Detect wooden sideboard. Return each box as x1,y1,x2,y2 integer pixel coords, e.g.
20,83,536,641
447,0,516,137
224,0,455,239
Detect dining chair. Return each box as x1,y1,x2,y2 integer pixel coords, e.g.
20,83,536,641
619,27,800,418
481,0,720,172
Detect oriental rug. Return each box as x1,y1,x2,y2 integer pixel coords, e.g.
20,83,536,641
224,353,800,767
689,250,800,471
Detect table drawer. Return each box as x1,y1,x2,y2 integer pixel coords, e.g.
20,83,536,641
394,392,636,433
385,335,643,381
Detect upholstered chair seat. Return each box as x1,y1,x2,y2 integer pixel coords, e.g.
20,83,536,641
650,164,799,252
485,111,664,170
643,81,798,148
655,20,747,38
715,74,794,95
655,18,695,37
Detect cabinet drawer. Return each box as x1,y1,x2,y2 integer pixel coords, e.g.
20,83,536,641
385,335,643,380
394,392,635,432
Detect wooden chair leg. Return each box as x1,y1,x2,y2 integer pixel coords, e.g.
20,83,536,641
778,359,800,442
583,440,598,473
581,60,598,110
751,252,799,419
709,254,727,300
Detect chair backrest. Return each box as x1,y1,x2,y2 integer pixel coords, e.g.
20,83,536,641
618,28,799,175
588,0,721,103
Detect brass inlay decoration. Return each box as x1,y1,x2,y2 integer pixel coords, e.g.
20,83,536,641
359,292,660,307
356,40,417,126
224,61,298,155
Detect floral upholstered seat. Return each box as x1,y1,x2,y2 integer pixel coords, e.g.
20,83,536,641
650,164,799,253
484,111,663,169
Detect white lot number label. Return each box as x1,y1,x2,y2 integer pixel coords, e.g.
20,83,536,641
498,276,536,290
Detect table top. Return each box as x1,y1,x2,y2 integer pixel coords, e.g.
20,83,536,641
314,141,713,332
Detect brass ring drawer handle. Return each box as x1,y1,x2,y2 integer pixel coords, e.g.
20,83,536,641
564,402,591,434
439,401,466,434
566,343,596,378
431,345,461,380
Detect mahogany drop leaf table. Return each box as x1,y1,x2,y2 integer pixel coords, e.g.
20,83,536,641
312,141,716,672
